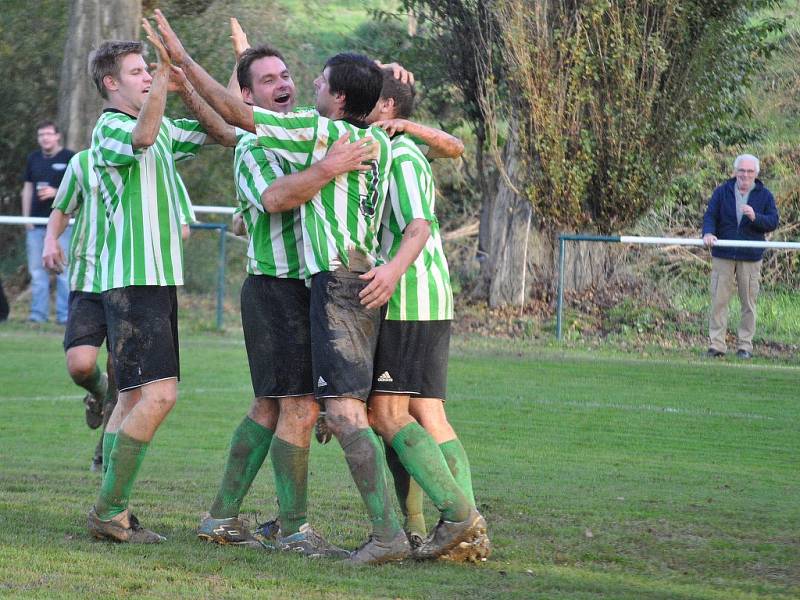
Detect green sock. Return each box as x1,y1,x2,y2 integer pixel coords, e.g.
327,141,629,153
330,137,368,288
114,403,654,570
95,432,148,520
341,428,401,541
384,442,426,536
209,417,274,519
102,431,117,476
439,439,476,507
270,437,309,536
391,423,470,522
81,365,106,398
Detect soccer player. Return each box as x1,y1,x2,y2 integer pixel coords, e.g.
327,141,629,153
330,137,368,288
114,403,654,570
84,27,236,543
153,9,410,563
43,151,196,473
359,69,489,561
196,24,377,557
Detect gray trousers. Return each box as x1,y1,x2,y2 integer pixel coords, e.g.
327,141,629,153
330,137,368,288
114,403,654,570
708,257,762,353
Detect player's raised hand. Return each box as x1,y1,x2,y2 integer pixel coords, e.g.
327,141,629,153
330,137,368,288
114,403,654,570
376,61,414,85
359,263,402,309
373,119,409,137
153,9,189,66
142,18,171,70
42,235,66,274
321,136,379,177
230,18,251,60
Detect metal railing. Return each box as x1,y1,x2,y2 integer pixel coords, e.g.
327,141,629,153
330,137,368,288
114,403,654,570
556,234,800,341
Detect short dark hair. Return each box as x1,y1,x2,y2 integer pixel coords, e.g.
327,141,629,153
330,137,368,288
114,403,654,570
237,45,287,92
379,68,415,119
324,53,383,121
88,40,145,99
36,120,59,134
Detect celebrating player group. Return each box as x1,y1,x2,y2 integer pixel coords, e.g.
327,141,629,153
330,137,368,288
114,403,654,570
43,9,490,565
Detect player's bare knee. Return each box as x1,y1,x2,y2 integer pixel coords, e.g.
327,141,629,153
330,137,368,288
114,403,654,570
248,397,279,429
66,354,97,383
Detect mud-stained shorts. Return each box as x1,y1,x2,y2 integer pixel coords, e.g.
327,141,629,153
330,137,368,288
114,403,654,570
102,285,179,392
63,291,107,351
372,319,451,400
240,274,313,398
310,271,381,402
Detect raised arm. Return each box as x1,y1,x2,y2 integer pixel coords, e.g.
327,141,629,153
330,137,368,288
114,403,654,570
262,136,378,213
132,19,171,149
142,19,237,147
153,9,255,132
226,18,250,100
375,119,464,160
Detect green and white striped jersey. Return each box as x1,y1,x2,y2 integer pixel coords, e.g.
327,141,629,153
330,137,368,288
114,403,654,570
53,149,106,293
253,107,392,275
380,134,453,321
234,130,305,278
91,110,206,290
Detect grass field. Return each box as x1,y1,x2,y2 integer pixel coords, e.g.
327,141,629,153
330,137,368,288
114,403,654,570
0,324,798,599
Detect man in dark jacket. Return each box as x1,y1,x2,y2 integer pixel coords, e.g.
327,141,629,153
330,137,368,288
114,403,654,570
702,154,779,359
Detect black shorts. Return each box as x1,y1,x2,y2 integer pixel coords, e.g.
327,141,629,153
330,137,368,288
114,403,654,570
63,291,107,351
310,271,381,402
102,285,179,392
240,274,313,398
372,319,451,400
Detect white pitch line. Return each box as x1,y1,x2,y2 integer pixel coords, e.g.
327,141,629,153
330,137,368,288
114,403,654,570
526,398,775,421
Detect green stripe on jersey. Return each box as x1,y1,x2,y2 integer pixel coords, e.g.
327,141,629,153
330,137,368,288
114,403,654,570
234,131,305,279
90,111,206,291
253,107,392,275
52,150,107,293
380,135,453,321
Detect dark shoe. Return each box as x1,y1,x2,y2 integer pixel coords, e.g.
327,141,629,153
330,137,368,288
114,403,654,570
407,532,424,551
736,349,753,359
84,373,108,429
90,456,103,473
706,349,725,358
88,507,165,543
197,515,263,548
347,530,411,565
270,523,348,558
314,413,332,444
414,508,487,560
253,517,281,542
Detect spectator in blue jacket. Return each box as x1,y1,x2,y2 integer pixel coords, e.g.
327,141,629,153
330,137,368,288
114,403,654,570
702,154,779,359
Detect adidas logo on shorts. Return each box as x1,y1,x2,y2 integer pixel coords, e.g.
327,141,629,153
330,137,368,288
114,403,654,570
317,376,327,387
377,371,393,383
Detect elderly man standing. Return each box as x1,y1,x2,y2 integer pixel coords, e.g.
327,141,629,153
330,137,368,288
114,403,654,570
702,154,778,359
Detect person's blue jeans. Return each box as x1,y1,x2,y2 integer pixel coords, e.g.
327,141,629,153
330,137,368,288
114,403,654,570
26,225,70,323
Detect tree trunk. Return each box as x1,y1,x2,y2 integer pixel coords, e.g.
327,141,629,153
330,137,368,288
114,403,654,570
483,130,533,308
57,0,141,150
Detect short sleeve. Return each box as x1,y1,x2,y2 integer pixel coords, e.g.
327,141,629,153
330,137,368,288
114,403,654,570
52,156,82,214
169,118,207,162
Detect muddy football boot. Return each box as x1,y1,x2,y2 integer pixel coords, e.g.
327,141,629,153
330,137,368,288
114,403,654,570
90,455,103,473
87,507,165,543
407,531,424,551
272,523,348,558
83,373,108,429
413,508,487,560
314,413,332,444
253,517,281,544
347,530,411,565
441,530,492,563
197,515,263,548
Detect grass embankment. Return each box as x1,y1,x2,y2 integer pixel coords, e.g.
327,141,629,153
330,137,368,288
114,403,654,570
0,325,797,598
